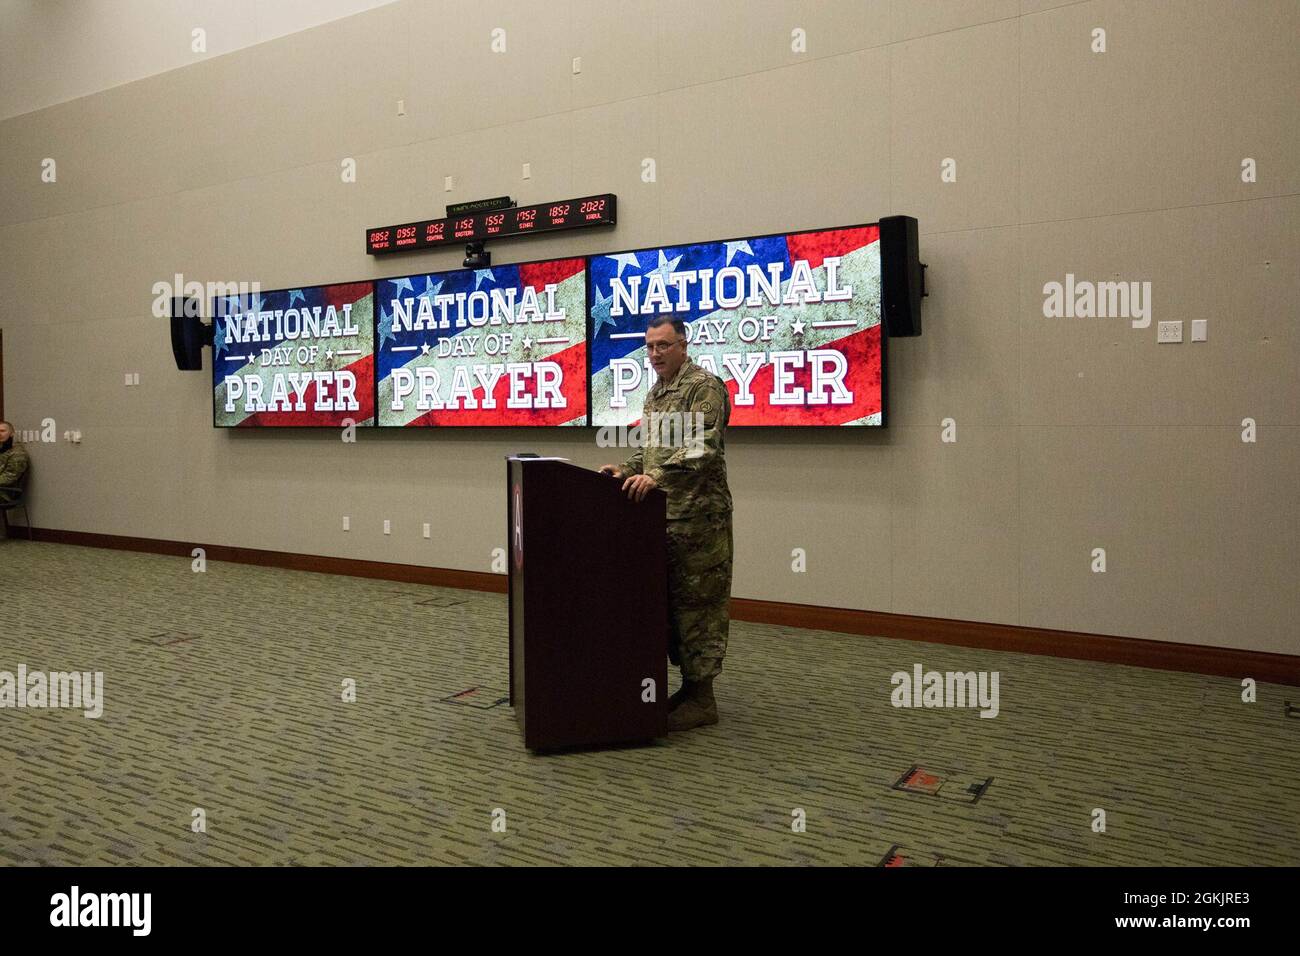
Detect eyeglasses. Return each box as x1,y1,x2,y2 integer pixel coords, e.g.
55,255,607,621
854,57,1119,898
646,340,684,355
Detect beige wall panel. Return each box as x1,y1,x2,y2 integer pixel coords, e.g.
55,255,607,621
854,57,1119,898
726,429,894,611
656,50,891,243
175,4,410,195
1020,0,1300,222
571,97,661,254
655,0,889,92
570,0,661,111
890,18,1020,234
0,218,57,327
1019,0,1087,15
0,74,203,227
405,0,573,144
0,101,95,226
890,225,1021,428
1018,197,1300,428
1019,424,1299,653
890,424,1020,623
892,0,1020,43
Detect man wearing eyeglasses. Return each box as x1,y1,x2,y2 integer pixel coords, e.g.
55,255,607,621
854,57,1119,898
600,316,734,732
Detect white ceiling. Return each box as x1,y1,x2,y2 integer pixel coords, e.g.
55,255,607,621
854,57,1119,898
0,0,401,121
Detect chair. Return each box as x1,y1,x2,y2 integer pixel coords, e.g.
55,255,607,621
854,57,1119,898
0,465,32,541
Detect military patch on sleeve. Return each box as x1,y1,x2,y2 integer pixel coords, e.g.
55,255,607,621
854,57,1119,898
701,401,713,414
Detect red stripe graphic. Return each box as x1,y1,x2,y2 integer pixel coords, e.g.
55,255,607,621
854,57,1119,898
725,324,881,426
406,340,587,426
324,282,373,310
785,226,879,271
518,257,584,292
239,352,375,427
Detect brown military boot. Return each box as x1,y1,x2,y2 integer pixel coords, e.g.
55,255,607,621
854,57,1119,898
668,680,692,711
667,677,718,732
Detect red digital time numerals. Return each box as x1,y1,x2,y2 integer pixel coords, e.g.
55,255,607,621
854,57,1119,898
369,195,610,255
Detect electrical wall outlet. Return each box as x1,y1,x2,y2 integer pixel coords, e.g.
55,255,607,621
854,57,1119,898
522,162,531,179
443,175,454,192
423,523,431,539
396,98,406,116
383,519,391,535
572,56,582,74
342,516,350,532
1157,321,1183,343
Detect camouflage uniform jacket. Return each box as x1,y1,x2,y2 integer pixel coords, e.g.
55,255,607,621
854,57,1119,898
0,441,29,496
620,357,733,519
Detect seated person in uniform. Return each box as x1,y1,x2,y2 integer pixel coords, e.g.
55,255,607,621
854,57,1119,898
0,421,30,503
0,421,31,540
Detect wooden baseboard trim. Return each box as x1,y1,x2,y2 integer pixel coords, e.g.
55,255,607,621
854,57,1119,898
23,526,1299,685
728,598,1299,685
28,527,507,593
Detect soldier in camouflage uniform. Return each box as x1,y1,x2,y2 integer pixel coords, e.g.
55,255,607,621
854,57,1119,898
0,421,30,517
600,317,733,732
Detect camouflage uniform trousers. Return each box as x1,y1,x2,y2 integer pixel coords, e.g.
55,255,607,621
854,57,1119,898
664,511,733,681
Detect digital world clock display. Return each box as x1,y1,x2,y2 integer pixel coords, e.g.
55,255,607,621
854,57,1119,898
366,193,616,255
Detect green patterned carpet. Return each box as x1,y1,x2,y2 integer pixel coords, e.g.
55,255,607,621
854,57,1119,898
1,540,1296,866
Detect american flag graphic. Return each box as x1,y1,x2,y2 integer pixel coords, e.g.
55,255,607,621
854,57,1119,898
589,226,883,427
212,283,375,427
376,258,587,426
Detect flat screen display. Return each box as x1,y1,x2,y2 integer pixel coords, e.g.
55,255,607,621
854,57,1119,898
376,257,588,426
588,225,884,426
213,282,375,427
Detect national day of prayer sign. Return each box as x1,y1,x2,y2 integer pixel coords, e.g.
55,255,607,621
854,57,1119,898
376,257,587,426
213,282,375,427
588,225,884,427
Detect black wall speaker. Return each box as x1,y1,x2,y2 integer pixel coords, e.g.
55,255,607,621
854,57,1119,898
879,215,925,337
170,297,209,371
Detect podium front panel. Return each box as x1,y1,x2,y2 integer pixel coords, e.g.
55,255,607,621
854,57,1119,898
507,459,667,750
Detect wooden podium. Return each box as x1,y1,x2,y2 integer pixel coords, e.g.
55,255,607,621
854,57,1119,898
506,457,668,751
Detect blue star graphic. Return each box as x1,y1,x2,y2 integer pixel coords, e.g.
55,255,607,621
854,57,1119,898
591,286,616,336
287,289,306,307
421,276,444,301
389,276,415,296
724,241,753,266
473,268,496,291
378,305,395,350
609,252,642,277
650,249,683,284
217,295,241,322
213,317,228,359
